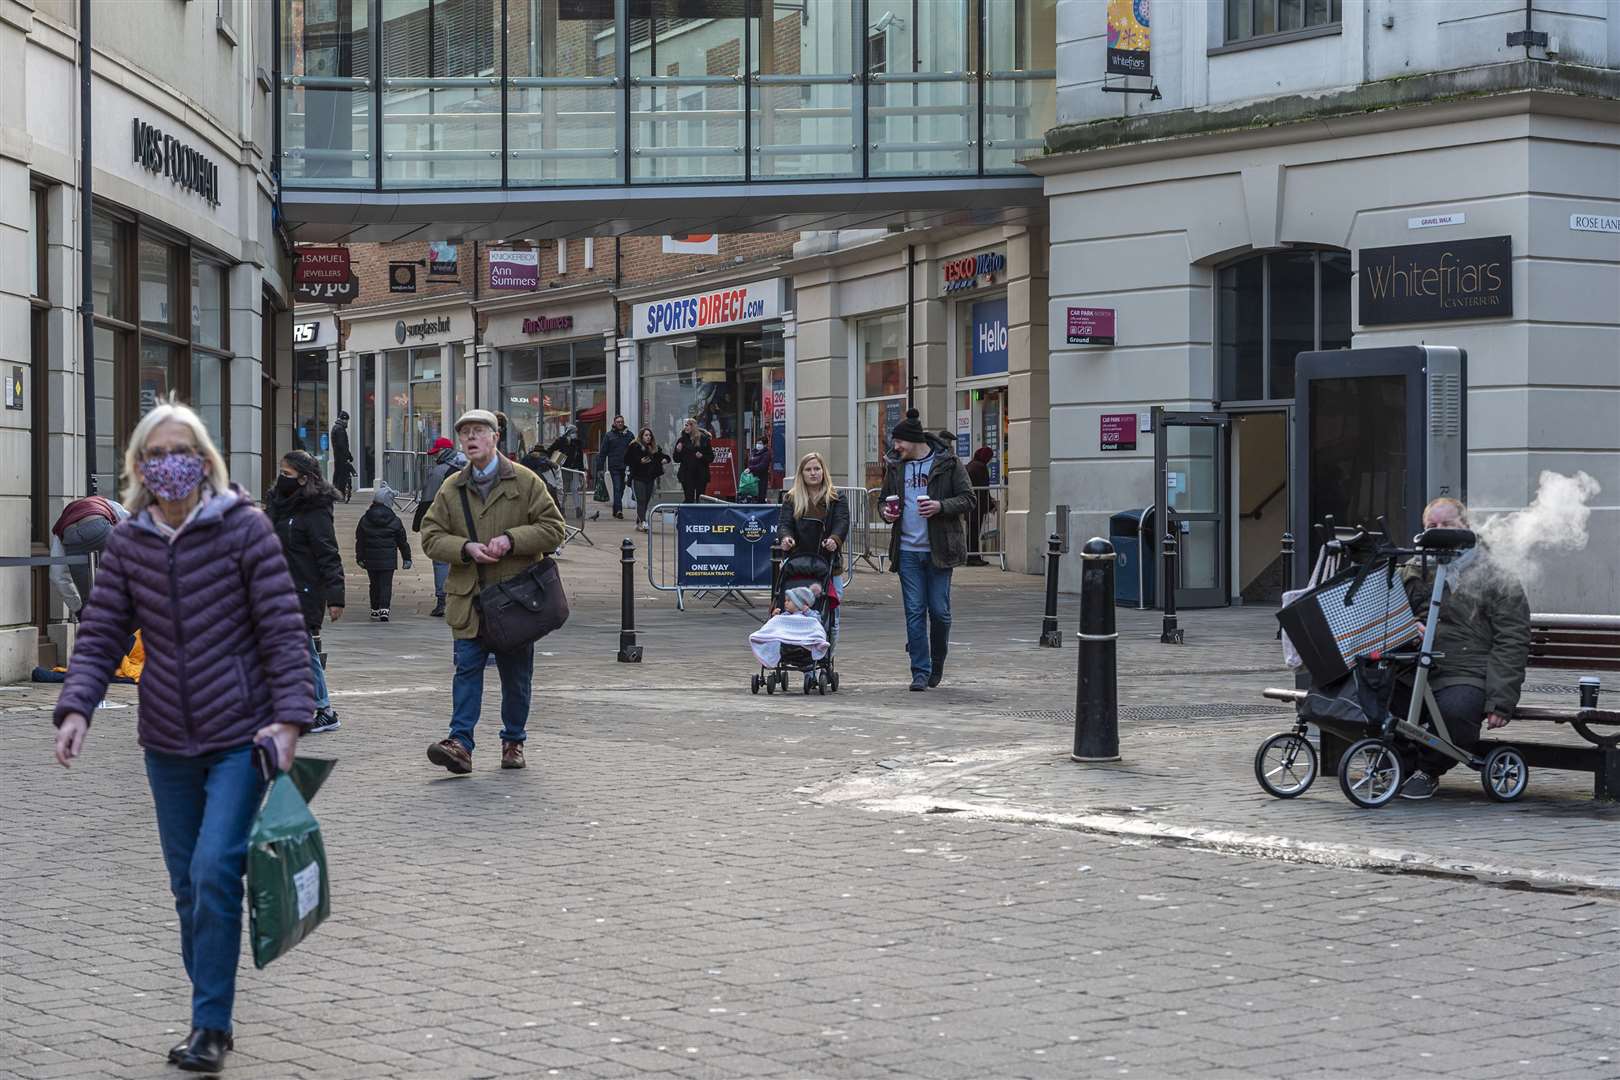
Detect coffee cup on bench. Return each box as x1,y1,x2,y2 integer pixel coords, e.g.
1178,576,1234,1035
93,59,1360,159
1579,676,1601,709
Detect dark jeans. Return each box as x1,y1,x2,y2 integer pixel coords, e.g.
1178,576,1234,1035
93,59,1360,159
609,466,627,513
367,570,394,610
632,479,657,524
1391,682,1487,777
681,481,706,504
145,745,267,1032
897,549,952,680
449,637,534,751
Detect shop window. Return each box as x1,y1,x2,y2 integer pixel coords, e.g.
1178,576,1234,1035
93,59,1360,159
1225,0,1341,45
504,339,608,458
139,236,180,334
192,261,227,349
293,350,330,467
91,214,127,324
1216,248,1351,404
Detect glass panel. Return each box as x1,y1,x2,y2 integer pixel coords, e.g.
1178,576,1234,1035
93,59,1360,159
381,0,502,187
1165,424,1218,514
1217,257,1263,402
859,398,904,490
1227,0,1252,42
504,347,539,384
192,262,226,349
629,5,745,181
293,350,329,466
574,378,606,459
540,380,572,447
384,351,410,489
508,0,622,186
750,0,857,179
93,326,119,496
1308,375,1407,560
91,215,126,323
984,0,1054,172
869,0,979,176
192,352,229,459
1268,250,1316,401
360,353,376,487
280,0,374,187
453,350,466,423
138,237,177,334
1255,0,1278,35
139,341,179,416
1320,250,1352,351
27,188,39,299
1178,520,1221,591
412,347,441,380
411,379,444,451
574,339,607,377
504,383,539,455
1279,0,1304,32
858,313,905,397
1305,0,1334,25
541,343,573,380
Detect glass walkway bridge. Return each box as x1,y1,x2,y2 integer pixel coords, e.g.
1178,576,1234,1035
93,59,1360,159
279,0,1054,241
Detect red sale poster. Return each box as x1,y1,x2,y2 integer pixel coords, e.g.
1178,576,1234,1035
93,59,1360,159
709,438,738,498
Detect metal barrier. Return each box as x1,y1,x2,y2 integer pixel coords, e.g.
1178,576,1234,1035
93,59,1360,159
554,465,593,551
852,484,1006,571
967,484,1009,571
642,500,855,612
382,449,426,514
852,487,887,573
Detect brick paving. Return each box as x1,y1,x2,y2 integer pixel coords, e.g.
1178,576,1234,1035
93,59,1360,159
3,510,1617,1078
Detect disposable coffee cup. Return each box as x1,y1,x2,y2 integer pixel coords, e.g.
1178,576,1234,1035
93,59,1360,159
1579,676,1601,709
885,495,900,516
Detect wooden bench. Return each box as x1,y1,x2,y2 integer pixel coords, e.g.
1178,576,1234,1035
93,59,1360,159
1265,614,1620,801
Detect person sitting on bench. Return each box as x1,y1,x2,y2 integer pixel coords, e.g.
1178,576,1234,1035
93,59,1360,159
1394,496,1531,800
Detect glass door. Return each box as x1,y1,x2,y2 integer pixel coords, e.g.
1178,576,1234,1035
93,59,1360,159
1153,408,1230,609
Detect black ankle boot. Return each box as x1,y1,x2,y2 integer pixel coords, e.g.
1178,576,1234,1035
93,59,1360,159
927,656,947,688
177,1028,232,1072
167,1028,198,1063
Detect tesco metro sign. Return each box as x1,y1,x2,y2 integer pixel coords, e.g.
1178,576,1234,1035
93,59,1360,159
632,279,784,340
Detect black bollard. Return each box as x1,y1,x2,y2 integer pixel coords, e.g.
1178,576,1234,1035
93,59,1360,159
1160,528,1183,645
1280,531,1295,594
617,537,643,662
1039,533,1064,648
1072,537,1120,762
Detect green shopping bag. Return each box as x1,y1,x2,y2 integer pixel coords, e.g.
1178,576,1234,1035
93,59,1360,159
247,754,336,970
592,470,609,502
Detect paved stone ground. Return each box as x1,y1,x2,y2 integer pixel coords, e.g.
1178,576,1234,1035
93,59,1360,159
3,509,1618,1079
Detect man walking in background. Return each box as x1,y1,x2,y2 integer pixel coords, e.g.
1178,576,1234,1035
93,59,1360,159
600,415,634,519
330,410,355,503
880,408,974,691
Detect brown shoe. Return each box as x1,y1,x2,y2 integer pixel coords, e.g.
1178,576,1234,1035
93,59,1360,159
427,738,472,775
501,741,526,770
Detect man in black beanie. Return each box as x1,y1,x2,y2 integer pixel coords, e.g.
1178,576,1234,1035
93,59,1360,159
879,407,974,690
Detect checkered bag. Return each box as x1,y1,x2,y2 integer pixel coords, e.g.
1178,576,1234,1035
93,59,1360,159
1276,560,1423,684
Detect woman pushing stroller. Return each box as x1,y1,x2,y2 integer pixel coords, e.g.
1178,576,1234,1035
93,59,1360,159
775,452,847,634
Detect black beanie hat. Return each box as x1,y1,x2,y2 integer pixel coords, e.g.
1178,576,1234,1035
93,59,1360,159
891,408,927,444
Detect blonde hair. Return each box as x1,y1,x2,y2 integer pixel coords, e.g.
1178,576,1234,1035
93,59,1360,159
787,452,839,520
1423,496,1470,527
121,398,231,510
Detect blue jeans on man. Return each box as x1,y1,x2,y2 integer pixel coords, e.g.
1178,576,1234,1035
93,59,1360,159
897,549,952,682
307,634,329,709
432,560,450,604
144,746,266,1032
449,637,534,751
609,465,627,514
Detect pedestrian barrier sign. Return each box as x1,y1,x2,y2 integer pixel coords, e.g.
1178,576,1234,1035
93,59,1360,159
676,503,779,588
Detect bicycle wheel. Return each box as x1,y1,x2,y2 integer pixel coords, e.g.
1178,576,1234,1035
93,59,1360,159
1337,738,1403,809
1254,732,1318,799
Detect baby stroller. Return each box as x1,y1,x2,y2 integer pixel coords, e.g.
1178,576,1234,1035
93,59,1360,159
1259,518,1532,808
752,522,841,696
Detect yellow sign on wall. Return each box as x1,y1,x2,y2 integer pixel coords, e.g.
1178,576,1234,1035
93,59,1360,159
1107,0,1151,77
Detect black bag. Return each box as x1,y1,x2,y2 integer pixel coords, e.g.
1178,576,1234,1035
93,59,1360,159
459,486,569,652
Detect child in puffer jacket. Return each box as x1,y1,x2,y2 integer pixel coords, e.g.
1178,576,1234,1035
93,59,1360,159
355,483,412,620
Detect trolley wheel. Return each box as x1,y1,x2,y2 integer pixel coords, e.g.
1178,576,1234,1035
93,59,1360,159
829,672,841,693
751,674,761,695
1254,732,1318,799
1481,745,1529,802
766,674,776,695
803,673,815,695
1337,738,1404,809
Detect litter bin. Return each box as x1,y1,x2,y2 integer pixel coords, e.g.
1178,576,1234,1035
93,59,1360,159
1109,506,1156,607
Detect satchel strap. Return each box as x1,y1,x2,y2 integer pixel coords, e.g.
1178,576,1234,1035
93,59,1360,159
458,483,487,590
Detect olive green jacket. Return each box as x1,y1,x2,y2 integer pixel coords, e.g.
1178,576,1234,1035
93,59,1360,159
420,457,567,640
1401,550,1531,716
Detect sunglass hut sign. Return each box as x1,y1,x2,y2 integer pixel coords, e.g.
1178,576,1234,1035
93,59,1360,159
633,279,783,339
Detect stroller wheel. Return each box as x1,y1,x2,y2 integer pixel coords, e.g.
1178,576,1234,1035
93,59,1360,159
1481,745,1529,802
829,672,840,693
1254,732,1317,799
766,675,776,694
751,674,761,695
1337,738,1403,809
803,673,815,695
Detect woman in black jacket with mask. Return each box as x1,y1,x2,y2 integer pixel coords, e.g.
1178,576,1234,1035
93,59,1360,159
267,450,346,732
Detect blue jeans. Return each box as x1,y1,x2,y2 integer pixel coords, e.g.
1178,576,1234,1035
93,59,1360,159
145,746,266,1032
432,560,450,601
609,466,627,513
897,549,952,680
449,637,534,751
307,634,329,709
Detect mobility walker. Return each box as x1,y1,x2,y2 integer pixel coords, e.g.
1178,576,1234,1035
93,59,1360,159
1257,520,1531,809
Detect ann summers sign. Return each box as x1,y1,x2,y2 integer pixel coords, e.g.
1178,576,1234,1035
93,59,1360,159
1358,236,1512,326
133,119,220,207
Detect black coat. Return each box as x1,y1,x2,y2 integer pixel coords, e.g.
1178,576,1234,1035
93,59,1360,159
355,503,411,572
545,434,585,471
626,443,669,483
600,427,635,469
267,489,346,628
330,422,353,469
672,433,714,488
777,491,851,573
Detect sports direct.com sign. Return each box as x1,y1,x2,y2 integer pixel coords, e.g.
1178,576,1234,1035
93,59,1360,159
631,279,783,339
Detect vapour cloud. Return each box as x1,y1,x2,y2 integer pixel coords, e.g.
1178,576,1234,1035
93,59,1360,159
1474,471,1603,593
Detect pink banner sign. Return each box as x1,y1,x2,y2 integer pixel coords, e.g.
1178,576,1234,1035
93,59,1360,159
1066,306,1116,346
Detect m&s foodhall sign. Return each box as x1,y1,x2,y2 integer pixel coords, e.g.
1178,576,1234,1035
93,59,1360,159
1358,236,1512,326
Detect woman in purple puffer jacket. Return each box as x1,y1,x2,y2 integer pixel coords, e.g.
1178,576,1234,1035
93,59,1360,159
53,400,313,1075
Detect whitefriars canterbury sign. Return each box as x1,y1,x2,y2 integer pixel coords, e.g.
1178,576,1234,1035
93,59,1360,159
631,279,783,339
133,119,220,207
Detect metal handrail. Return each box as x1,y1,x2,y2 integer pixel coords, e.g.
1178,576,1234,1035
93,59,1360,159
753,73,860,85
869,71,977,83
632,74,742,87
283,75,371,89
384,76,500,89
509,76,620,89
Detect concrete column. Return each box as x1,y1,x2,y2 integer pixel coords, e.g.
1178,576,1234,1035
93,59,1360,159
787,269,849,483
1005,228,1050,575
227,264,264,493
0,0,34,679
475,345,496,411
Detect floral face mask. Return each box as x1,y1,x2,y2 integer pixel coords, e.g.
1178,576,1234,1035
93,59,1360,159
141,452,206,503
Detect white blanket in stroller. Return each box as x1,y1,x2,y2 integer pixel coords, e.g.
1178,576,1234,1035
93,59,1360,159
749,612,829,668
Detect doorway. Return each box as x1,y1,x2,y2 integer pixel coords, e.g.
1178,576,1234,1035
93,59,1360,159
1233,410,1290,605
1154,408,1229,609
